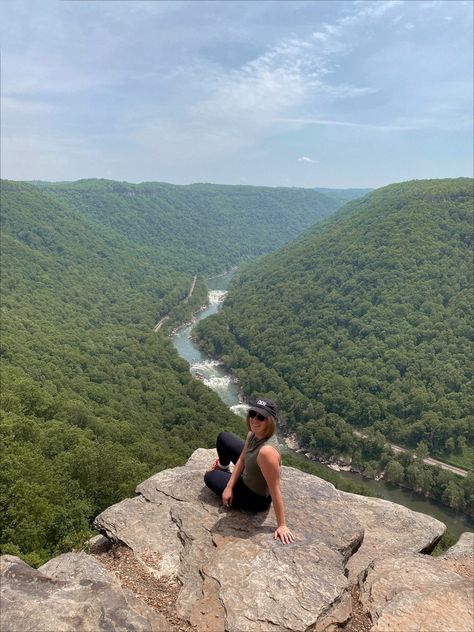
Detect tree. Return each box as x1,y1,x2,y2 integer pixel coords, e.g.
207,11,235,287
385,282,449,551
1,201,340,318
415,441,429,461
385,460,405,484
406,463,425,491
363,461,378,479
442,481,464,510
444,437,456,454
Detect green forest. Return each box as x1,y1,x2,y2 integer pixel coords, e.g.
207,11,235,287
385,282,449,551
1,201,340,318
196,178,474,516
0,179,341,565
33,179,342,276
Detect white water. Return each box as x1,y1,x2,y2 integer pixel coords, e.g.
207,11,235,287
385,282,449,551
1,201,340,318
172,272,242,408
208,290,227,305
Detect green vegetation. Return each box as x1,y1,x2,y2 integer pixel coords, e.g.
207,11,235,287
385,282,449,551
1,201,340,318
36,179,340,277
438,447,474,471
314,187,373,204
196,178,474,516
0,179,339,565
430,530,458,556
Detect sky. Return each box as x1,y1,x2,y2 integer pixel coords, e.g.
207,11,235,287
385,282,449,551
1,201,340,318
1,0,473,188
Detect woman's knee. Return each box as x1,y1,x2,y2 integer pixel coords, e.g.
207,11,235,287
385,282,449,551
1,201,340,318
216,431,233,450
204,469,229,496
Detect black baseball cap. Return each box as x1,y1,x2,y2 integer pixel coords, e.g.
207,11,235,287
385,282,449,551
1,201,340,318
248,397,278,419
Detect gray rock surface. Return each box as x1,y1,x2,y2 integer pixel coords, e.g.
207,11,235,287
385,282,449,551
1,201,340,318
0,553,168,632
97,449,362,631
87,533,111,554
93,448,447,632
442,531,474,559
1,448,461,632
342,493,446,580
360,553,474,632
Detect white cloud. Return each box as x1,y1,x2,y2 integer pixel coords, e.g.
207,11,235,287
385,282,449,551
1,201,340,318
125,25,379,163
298,156,318,163
279,117,415,132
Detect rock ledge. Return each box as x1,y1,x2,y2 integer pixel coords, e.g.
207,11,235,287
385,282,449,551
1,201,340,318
1,448,472,632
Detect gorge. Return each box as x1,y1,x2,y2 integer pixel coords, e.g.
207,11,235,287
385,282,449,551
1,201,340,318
1,177,472,570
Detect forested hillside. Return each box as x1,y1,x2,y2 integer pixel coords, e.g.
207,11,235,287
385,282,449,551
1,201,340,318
196,178,474,515
35,179,340,275
0,180,339,565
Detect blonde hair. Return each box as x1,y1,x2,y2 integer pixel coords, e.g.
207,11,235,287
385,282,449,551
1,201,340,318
246,414,276,440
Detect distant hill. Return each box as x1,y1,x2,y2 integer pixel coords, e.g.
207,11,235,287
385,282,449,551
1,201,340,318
0,178,339,565
33,179,342,275
314,187,373,203
196,178,473,513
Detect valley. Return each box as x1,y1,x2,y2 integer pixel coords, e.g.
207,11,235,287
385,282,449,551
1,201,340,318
1,178,472,567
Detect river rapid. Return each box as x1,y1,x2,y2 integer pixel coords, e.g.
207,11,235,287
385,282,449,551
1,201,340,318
172,271,473,538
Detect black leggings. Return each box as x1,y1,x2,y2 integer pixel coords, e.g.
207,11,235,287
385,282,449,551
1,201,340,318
204,432,271,512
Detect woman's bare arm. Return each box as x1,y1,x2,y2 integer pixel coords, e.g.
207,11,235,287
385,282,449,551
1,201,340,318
258,445,295,544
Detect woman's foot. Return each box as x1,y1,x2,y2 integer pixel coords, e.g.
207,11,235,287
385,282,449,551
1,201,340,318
207,458,230,473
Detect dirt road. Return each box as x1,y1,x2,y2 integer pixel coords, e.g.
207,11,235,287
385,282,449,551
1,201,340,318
353,430,469,477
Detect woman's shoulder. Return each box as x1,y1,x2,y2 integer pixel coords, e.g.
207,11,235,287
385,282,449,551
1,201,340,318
259,439,281,463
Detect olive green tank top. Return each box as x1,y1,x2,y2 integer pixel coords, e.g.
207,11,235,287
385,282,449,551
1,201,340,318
243,433,280,497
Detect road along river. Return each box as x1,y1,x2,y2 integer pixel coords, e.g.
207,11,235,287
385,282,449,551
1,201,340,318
171,271,473,538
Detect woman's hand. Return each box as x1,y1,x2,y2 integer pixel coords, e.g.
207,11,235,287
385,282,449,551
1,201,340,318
222,485,233,508
274,525,295,544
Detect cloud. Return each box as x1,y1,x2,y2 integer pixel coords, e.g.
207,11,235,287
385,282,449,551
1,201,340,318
279,117,415,132
298,156,318,163
1,0,416,166
126,4,399,163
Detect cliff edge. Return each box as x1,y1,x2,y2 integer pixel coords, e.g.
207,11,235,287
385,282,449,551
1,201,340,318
1,448,472,631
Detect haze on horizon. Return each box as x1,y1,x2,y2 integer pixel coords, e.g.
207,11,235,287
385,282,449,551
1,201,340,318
1,0,472,189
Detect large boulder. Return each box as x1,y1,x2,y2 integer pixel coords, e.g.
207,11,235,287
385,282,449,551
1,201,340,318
359,553,474,632
93,448,446,632
442,531,474,559
341,493,445,579
2,449,462,632
0,553,168,632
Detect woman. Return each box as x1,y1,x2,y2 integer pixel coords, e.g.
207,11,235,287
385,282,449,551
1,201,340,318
204,397,295,544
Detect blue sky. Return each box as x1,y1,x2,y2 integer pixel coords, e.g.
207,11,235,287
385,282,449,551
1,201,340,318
1,0,472,188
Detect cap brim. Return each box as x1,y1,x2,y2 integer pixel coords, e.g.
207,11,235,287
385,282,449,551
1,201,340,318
248,405,271,418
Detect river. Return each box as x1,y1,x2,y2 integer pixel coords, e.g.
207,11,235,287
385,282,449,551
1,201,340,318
172,271,473,538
